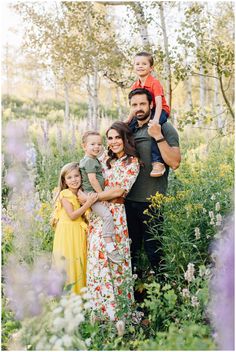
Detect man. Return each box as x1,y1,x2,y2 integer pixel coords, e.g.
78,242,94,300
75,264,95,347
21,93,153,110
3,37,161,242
125,88,181,279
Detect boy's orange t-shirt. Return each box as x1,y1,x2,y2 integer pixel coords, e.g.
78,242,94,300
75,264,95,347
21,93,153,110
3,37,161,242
131,74,170,115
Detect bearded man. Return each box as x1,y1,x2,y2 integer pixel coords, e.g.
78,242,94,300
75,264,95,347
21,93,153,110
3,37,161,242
125,88,181,283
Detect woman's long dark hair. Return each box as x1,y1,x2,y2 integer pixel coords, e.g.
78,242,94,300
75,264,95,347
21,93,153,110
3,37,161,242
106,121,139,169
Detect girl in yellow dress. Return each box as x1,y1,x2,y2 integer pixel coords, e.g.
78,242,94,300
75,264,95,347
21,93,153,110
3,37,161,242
52,162,98,294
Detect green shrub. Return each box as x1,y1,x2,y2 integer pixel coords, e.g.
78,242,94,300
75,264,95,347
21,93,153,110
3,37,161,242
146,134,234,281
139,322,215,350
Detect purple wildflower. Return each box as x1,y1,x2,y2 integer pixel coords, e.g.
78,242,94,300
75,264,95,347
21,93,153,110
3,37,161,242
4,255,66,320
208,215,234,350
5,122,28,162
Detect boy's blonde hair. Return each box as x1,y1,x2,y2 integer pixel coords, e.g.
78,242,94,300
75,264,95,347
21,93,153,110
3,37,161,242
82,131,100,145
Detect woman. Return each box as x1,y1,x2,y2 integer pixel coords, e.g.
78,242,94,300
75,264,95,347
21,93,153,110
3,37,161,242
79,122,140,321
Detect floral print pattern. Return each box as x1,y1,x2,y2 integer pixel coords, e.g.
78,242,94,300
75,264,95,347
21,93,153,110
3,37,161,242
86,155,140,320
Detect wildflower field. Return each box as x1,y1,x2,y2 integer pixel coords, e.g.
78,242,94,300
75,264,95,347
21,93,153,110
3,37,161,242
2,97,234,351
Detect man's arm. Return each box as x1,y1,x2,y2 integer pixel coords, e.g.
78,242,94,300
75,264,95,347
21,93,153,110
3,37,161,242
148,120,181,170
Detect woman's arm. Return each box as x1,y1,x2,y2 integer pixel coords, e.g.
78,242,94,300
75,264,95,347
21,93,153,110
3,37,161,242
78,187,125,203
97,187,125,201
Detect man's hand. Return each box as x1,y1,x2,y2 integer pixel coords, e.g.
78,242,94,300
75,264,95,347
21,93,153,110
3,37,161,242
147,120,163,140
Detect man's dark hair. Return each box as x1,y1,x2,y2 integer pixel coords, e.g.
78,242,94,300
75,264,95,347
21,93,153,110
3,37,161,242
128,88,153,105
135,51,154,66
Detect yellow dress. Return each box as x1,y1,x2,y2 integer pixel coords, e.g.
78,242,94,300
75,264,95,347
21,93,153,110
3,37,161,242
52,189,88,294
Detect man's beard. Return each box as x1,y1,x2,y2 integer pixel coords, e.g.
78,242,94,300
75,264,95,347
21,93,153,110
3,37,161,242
135,109,151,121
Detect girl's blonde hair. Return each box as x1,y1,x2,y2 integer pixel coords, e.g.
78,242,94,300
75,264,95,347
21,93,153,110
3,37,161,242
54,162,81,202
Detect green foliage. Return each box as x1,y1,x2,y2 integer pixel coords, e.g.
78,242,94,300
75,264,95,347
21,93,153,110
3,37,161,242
142,282,178,330
2,113,232,350
146,133,233,281
139,322,216,350
1,300,21,351
2,95,119,123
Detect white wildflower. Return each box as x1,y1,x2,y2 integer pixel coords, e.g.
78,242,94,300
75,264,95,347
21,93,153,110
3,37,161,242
191,295,199,307
116,320,125,337
64,309,73,323
65,321,77,333
81,292,92,300
62,335,73,348
85,338,91,347
52,306,63,315
209,211,214,219
199,265,206,277
60,298,69,307
194,227,201,240
49,335,58,344
132,274,138,280
75,313,85,324
184,263,195,283
182,288,190,298
53,317,65,331
72,305,82,315
202,207,207,214
52,338,63,351
216,213,222,226
215,202,221,211
83,301,92,310
210,219,215,225
211,194,216,200
35,337,47,350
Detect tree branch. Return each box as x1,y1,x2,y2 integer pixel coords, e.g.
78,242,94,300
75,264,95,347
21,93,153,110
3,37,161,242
218,73,235,119
190,72,219,79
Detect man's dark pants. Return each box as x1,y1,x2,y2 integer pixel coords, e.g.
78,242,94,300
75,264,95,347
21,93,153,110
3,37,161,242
125,199,163,275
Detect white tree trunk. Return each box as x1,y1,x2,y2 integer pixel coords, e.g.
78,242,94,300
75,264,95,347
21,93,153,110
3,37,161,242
213,67,223,129
4,44,10,95
87,75,93,129
132,2,151,49
186,75,193,110
116,87,122,119
64,82,70,123
158,2,172,109
199,65,205,114
92,60,99,131
86,64,99,131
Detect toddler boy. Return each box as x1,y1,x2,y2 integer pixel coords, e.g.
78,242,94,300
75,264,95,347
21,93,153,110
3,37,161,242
80,131,123,264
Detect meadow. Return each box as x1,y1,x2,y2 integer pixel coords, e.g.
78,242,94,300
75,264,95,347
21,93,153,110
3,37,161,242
2,97,234,350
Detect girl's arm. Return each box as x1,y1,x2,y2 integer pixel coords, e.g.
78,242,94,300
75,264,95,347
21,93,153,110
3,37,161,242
61,193,98,220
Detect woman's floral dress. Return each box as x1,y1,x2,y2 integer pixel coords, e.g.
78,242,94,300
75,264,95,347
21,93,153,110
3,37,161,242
86,155,140,320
